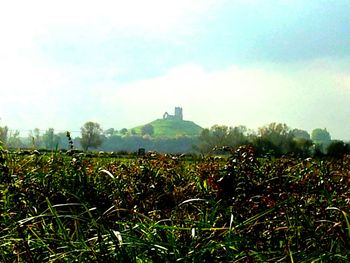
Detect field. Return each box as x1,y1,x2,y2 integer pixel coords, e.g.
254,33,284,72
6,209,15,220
132,119,203,138
1,146,350,262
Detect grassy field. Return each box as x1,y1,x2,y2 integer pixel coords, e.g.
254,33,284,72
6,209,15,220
132,119,203,138
0,146,350,262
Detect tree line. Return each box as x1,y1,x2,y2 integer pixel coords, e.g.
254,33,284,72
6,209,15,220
0,121,348,157
196,123,338,157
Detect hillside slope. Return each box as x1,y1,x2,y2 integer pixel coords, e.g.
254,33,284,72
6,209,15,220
133,119,203,138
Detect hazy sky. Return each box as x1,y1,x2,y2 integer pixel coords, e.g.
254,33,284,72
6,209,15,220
1,0,350,139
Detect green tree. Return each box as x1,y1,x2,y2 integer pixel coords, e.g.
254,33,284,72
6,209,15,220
197,125,228,153
55,132,69,149
120,128,128,135
197,125,248,153
311,128,331,143
258,123,291,140
0,126,9,146
104,128,115,137
42,128,60,150
291,129,311,140
29,128,42,148
141,124,154,136
293,138,313,157
227,126,249,146
7,130,22,149
326,140,349,158
130,129,136,135
256,123,294,156
289,129,312,157
80,122,104,151
311,128,331,153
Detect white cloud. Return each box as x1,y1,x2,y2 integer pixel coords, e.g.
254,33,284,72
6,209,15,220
0,0,223,133
101,64,285,128
2,57,350,139
1,1,350,140
0,0,220,43
98,59,350,139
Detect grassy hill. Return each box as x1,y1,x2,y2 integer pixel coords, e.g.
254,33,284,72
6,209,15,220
133,119,203,138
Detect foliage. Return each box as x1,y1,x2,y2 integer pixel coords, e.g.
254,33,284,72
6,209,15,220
80,122,104,151
197,125,249,153
55,132,72,150
0,121,344,158
120,128,128,135
42,128,61,150
327,140,350,158
0,147,350,262
197,123,314,157
141,124,154,136
7,130,22,149
292,138,313,157
104,128,115,137
312,128,331,142
291,128,311,140
311,128,332,153
101,134,198,154
133,119,203,138
28,128,42,148
0,125,9,146
255,122,295,156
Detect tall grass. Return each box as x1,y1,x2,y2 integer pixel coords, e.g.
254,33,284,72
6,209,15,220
0,146,349,262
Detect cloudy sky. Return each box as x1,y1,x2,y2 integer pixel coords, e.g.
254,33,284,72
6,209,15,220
1,0,350,139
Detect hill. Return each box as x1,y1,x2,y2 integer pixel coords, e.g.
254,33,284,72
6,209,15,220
133,119,203,138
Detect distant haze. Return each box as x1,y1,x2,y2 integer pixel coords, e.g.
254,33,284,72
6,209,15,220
1,1,350,139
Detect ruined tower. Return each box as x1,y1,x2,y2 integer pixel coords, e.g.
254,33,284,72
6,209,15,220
174,107,183,120
163,107,183,120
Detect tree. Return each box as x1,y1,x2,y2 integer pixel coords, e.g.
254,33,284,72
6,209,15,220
42,128,60,150
291,129,310,140
120,128,128,135
326,140,350,158
80,122,104,151
0,126,9,146
7,130,22,149
311,128,331,143
55,132,69,149
258,123,291,140
293,138,313,157
289,129,312,157
311,128,331,153
29,128,42,148
104,128,115,137
197,125,248,153
256,123,294,156
227,126,249,146
141,124,154,136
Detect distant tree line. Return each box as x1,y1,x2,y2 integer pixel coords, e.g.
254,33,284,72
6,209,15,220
0,121,348,158
196,123,339,158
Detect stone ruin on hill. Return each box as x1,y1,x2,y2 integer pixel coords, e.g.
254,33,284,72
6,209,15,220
163,107,183,121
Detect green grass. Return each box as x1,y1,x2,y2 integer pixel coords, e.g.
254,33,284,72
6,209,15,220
1,146,350,262
132,118,203,138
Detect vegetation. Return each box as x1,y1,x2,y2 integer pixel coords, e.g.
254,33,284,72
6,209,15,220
0,125,9,146
1,121,350,158
42,128,61,150
141,124,155,136
0,145,349,262
80,122,104,151
196,125,248,153
133,119,203,138
101,134,198,154
312,128,332,154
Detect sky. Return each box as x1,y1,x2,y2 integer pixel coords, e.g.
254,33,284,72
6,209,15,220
1,0,350,139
